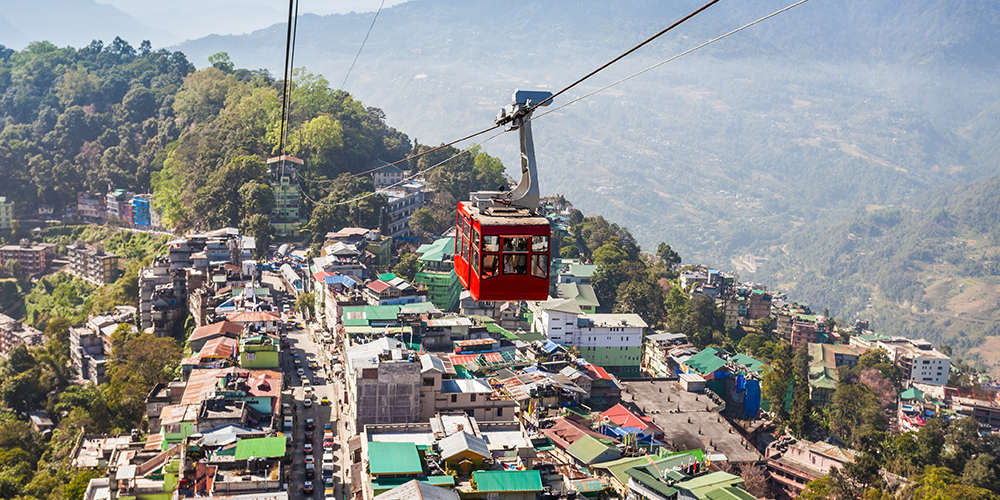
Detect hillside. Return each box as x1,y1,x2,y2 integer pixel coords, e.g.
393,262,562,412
757,175,1000,374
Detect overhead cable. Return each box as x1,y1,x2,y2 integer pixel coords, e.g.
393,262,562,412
342,0,387,90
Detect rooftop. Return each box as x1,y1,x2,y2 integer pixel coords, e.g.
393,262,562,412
234,436,286,459
368,442,423,475
472,470,543,492
565,434,620,464
374,480,460,500
622,381,761,463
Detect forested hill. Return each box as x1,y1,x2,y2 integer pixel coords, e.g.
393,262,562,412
759,175,1000,373
0,40,511,251
172,0,1000,267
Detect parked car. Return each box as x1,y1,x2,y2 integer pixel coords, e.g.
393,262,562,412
303,481,314,494
303,442,313,453
305,418,315,431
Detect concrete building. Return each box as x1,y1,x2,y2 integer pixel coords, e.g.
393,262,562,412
69,308,135,384
132,194,153,229
344,337,421,435
371,162,406,188
106,189,134,226
766,437,857,497
1,238,52,275
877,338,950,386
417,354,519,422
0,313,45,357
557,264,597,285
807,343,864,405
67,243,120,285
530,298,646,376
75,192,106,222
139,257,187,336
0,196,12,230
268,155,304,237
642,332,691,378
554,283,600,314
413,237,460,312
378,181,425,239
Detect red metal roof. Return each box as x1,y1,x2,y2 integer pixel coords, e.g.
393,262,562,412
198,337,238,359
582,364,613,380
601,403,663,434
188,320,244,341
227,311,280,323
541,417,619,451
366,280,392,293
449,352,504,366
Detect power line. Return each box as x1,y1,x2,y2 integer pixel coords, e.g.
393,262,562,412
303,0,722,185
342,0,387,90
277,0,297,156
300,129,506,208
531,0,814,122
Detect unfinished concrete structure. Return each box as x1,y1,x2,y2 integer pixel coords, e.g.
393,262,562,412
344,337,421,435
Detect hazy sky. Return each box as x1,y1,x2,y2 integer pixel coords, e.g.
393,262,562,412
99,0,410,43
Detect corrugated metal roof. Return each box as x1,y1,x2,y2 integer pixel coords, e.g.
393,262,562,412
472,470,543,492
368,442,422,475
373,480,459,500
438,431,490,461
440,379,493,394
566,434,620,464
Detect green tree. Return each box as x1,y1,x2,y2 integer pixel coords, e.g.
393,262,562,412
828,383,885,446
208,52,234,73
240,213,272,258
172,67,237,124
393,252,420,282
5,258,21,278
762,357,793,421
105,334,182,430
656,242,681,267
613,278,665,326
239,180,275,217
295,292,315,319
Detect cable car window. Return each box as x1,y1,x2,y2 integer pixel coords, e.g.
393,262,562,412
531,255,548,279
482,254,499,278
473,227,480,249
482,235,500,252
503,254,528,275
503,237,529,253
462,217,471,241
531,235,549,253
471,246,480,276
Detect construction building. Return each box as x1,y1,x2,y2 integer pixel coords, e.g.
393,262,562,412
344,337,421,435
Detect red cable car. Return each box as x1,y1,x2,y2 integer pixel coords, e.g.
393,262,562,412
454,90,554,302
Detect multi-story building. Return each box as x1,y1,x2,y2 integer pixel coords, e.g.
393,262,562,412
132,193,153,229
807,343,864,405
1,239,52,275
139,257,187,336
106,189,134,226
530,298,646,376
69,309,134,385
747,288,772,320
67,243,120,285
766,437,857,497
363,276,427,306
877,338,950,386
0,196,12,230
417,354,519,422
268,155,303,237
343,337,421,435
371,161,406,188
413,237,460,312
377,181,425,239
75,192,106,222
0,313,45,357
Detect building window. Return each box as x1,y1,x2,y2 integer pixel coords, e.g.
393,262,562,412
497,408,503,417
471,394,477,402
423,377,435,387
451,394,457,403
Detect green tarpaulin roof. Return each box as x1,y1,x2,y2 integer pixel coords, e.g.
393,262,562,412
901,387,924,401
234,437,286,459
684,347,726,375
473,470,543,492
369,442,423,475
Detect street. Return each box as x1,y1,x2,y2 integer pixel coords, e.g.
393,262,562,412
281,315,348,500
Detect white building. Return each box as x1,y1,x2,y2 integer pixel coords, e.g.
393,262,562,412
377,181,425,239
877,338,950,386
529,298,645,376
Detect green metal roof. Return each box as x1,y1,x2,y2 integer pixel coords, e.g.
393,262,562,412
371,476,455,490
566,434,620,464
624,466,678,498
901,387,924,401
669,449,706,461
676,472,744,499
379,273,398,281
368,442,423,475
593,456,656,486
704,486,757,500
473,470,543,492
683,347,727,375
417,237,455,263
563,264,597,278
234,437,286,459
555,283,601,308
730,353,765,374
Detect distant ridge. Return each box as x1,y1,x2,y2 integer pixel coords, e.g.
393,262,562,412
0,0,179,49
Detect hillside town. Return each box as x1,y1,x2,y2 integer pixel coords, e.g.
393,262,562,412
2,155,992,500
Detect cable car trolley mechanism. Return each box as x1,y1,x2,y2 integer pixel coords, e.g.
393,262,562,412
454,90,554,302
